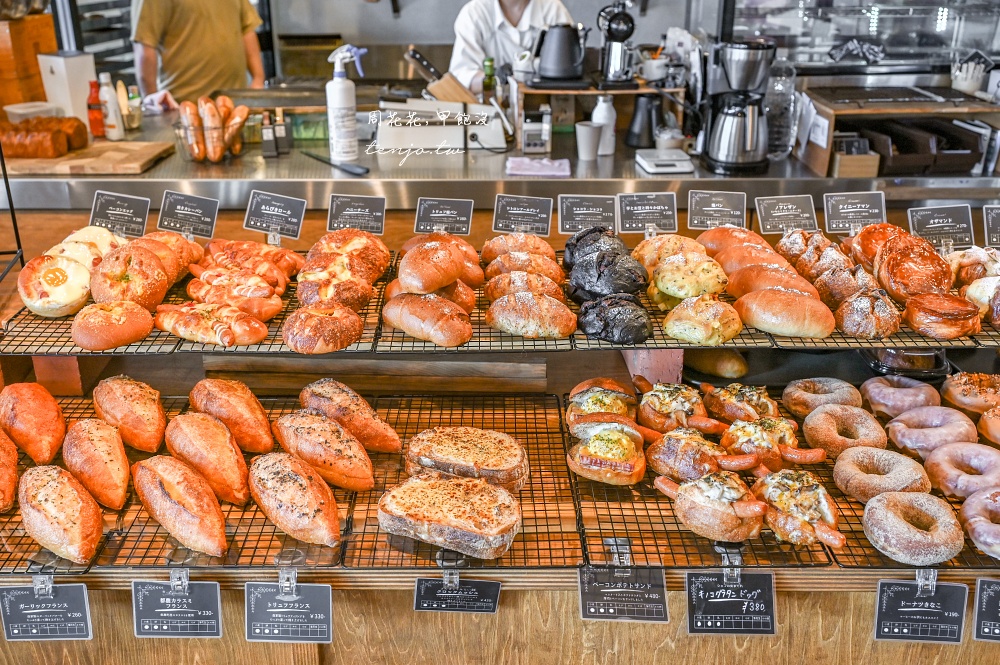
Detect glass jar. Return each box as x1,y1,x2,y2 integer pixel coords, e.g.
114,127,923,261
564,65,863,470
763,58,798,161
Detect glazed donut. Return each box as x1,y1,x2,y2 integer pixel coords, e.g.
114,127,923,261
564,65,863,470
925,442,1000,498
17,255,91,317
978,406,1000,445
886,406,977,459
862,492,964,566
90,246,169,311
833,447,930,504
941,372,1000,418
860,376,940,419
281,305,364,354
959,487,1000,560
782,377,862,418
803,404,887,459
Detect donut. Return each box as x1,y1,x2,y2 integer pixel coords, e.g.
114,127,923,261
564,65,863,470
862,492,964,566
63,226,127,257
71,301,154,350
860,376,940,419
978,406,1000,446
17,255,91,317
90,246,169,312
281,305,364,354
782,378,862,418
803,404,886,458
941,372,1000,418
925,442,1000,498
959,487,1000,559
44,241,102,272
886,406,977,459
833,447,930,504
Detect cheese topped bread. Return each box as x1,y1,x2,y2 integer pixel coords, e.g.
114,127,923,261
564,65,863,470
405,426,529,491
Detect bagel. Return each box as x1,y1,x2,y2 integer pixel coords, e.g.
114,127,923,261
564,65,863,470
833,447,930,504
803,404,886,459
782,378,862,419
862,492,964,566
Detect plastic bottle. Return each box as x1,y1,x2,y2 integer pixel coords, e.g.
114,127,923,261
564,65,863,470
98,72,125,141
87,80,104,138
763,58,798,160
326,44,368,162
592,95,616,156
482,57,496,104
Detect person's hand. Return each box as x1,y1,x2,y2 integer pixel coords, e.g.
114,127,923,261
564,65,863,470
142,90,179,113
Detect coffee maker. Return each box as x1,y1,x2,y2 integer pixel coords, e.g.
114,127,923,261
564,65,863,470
596,2,638,90
701,39,775,175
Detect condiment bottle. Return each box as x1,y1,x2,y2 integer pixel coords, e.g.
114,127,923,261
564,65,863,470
87,80,104,138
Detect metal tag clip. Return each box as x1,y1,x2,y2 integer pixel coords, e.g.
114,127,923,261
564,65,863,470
169,568,190,595
267,224,282,247
435,549,466,591
916,568,937,598
181,225,195,242
714,543,744,585
432,223,448,233
644,223,659,240
939,237,955,257
278,567,298,598
32,574,53,599
603,537,633,572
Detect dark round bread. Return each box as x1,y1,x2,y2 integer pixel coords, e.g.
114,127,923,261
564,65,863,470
578,294,653,344
568,250,648,303
563,226,626,270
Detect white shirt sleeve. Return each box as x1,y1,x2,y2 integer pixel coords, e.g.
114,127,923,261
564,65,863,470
448,5,487,89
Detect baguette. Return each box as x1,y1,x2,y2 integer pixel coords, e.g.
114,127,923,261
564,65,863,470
132,456,228,557
62,419,129,510
188,378,273,453
299,378,401,453
165,413,249,505
249,453,341,547
19,466,102,564
377,474,521,559
486,292,577,338
0,382,65,464
198,96,225,163
397,241,468,294
405,427,529,492
0,430,15,512
382,293,473,347
92,375,166,453
272,409,374,491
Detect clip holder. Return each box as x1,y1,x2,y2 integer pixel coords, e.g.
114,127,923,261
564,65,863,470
432,223,448,233
603,537,633,569
513,223,533,234
32,574,53,599
714,543,744,585
278,567,298,597
435,549,466,591
644,223,659,240
849,222,863,237
181,225,195,242
939,237,955,257
169,568,190,596
267,224,282,247
916,568,938,598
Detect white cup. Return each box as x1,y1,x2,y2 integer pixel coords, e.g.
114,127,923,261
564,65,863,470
656,127,684,152
575,121,603,161
639,58,669,81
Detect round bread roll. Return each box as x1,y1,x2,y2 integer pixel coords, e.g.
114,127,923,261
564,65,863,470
715,244,790,275
72,301,154,350
481,233,556,264
695,227,767,257
131,237,182,284
282,305,364,354
725,264,819,300
733,290,835,338
90,246,169,311
44,241,102,272
63,226,127,257
17,255,91,318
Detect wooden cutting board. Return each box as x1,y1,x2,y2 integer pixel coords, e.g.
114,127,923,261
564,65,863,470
4,141,175,175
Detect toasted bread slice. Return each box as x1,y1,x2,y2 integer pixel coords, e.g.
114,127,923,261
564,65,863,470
404,427,529,492
377,474,521,559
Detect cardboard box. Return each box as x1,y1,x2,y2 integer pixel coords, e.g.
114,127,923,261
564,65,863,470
0,14,58,81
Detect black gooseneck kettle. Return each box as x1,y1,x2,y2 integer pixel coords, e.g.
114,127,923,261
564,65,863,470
534,23,590,79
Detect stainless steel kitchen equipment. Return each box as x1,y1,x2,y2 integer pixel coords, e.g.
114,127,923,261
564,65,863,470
625,94,662,148
596,1,638,90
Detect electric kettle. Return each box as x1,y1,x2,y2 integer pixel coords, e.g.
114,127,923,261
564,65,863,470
535,23,590,79
706,93,769,170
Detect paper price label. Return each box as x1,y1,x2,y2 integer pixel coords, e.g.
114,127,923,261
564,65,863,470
875,580,966,644
974,578,1000,642
243,190,307,240
908,205,974,250
558,194,617,234
413,578,500,614
158,191,219,239
328,194,386,235
414,198,474,235
245,582,332,643
90,190,150,237
686,572,775,635
617,193,677,234
492,194,552,236
755,195,818,234
132,580,222,638
578,566,668,623
687,191,746,230
823,191,886,233
0,583,92,641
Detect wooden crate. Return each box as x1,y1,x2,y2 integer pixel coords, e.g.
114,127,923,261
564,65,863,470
829,151,880,177
0,14,58,81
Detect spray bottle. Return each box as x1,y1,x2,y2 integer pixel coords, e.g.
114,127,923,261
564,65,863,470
326,44,368,162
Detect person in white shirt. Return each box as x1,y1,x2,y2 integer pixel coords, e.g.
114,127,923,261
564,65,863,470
448,0,573,93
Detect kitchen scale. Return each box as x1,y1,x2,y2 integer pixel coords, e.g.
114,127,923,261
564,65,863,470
635,149,695,174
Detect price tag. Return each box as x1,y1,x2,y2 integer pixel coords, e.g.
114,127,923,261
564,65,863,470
908,204,974,250
823,191,886,233
90,190,150,237
414,197,474,235
243,190,307,240
245,582,332,644
327,194,386,235
0,583,92,641
685,571,776,635
413,578,501,614
974,578,1000,642
754,195,818,234
558,194,617,235
492,194,552,236
578,566,668,623
617,193,678,234
131,580,222,638
158,190,219,239
686,190,746,230
875,580,966,644
983,206,1000,248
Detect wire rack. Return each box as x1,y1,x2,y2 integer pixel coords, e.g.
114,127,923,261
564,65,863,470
772,328,980,350
971,327,1000,348
97,396,352,569
343,394,583,569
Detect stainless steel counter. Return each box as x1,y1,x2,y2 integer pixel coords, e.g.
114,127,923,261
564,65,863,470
5,115,1000,210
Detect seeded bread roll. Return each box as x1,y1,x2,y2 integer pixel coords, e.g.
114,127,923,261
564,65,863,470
18,466,103,564
299,378,402,453
249,452,341,547
62,419,129,510
92,375,165,453
272,409,374,491
188,378,273,453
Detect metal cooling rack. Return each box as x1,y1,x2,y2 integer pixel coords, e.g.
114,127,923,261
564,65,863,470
772,328,980,350
971,327,1000,348
342,394,583,569
97,396,352,569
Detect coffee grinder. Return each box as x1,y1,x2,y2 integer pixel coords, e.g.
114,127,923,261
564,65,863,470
596,1,638,90
701,39,775,175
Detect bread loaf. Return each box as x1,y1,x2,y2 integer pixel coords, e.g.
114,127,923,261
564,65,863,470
733,290,835,338
405,427,529,492
382,293,473,347
0,430,17,513
273,409,374,491
0,382,65,464
62,419,129,510
397,242,468,294
486,292,577,338
19,466,102,564
188,378,273,453
249,453,341,547
92,375,165,452
299,378,401,453
165,413,249,505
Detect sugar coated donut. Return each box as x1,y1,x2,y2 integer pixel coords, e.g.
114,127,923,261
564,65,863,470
833,447,930,504
862,492,964,566
782,378,862,419
803,404,886,459
925,442,1000,498
886,406,977,459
